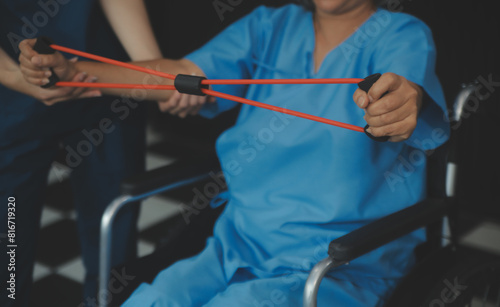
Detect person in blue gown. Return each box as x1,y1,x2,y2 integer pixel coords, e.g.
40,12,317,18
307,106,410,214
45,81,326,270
0,1,163,306
18,0,450,305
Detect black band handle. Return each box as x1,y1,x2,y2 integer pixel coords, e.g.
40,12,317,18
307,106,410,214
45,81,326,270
33,36,60,88
357,73,390,142
174,74,209,96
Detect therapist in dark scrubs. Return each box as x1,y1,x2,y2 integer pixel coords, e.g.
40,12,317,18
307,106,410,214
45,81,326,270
0,1,162,306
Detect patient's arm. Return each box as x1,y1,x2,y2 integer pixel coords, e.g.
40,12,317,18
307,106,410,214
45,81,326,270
18,38,205,102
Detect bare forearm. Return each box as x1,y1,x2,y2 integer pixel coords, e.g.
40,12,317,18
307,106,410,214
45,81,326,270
1,47,40,95
0,47,21,88
74,58,198,100
100,0,162,61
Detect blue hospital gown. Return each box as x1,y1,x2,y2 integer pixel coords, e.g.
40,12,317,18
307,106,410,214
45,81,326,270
124,4,449,307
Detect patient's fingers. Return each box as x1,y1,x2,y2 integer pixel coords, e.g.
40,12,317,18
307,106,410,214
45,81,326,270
169,92,191,116
178,95,204,118
158,90,212,117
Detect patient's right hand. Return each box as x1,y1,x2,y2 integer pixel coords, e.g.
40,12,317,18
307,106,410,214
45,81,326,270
158,90,216,118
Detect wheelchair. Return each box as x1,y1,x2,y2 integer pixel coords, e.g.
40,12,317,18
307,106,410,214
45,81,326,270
97,82,500,307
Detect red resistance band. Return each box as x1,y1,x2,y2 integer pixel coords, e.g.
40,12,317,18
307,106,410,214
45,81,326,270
32,37,388,141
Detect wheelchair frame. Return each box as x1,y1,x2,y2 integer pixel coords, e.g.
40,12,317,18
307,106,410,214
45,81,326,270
97,83,479,307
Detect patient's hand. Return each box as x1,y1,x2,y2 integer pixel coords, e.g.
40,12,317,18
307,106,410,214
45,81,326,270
158,91,216,118
353,72,423,142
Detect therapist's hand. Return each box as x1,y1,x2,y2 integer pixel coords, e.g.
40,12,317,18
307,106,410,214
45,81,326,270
352,72,423,142
19,39,78,86
18,39,101,105
158,91,216,118
24,70,101,106
13,58,101,106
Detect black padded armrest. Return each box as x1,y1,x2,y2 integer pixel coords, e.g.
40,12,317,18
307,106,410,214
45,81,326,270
120,156,221,196
329,198,450,262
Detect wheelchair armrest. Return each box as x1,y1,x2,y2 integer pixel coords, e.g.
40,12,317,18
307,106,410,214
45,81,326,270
329,198,450,262
120,155,221,196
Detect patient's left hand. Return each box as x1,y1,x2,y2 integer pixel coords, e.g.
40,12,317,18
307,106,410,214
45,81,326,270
353,72,423,142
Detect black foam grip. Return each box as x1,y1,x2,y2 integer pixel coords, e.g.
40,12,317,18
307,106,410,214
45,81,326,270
33,36,55,54
174,74,209,96
33,36,60,88
357,73,390,142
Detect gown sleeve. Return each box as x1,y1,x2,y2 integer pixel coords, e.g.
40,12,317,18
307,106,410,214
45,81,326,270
371,14,450,150
184,6,271,119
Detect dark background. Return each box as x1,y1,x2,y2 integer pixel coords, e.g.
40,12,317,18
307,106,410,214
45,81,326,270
107,0,500,220
22,2,500,306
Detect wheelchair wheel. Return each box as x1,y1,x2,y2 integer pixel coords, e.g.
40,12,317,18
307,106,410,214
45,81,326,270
421,247,500,307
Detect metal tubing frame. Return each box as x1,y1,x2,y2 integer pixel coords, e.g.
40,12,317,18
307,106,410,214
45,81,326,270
98,84,481,307
303,257,347,307
303,84,480,307
98,174,210,307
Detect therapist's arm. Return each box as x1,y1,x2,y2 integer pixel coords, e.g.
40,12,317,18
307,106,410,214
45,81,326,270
0,46,100,105
99,0,162,61
100,0,213,116
18,39,205,102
